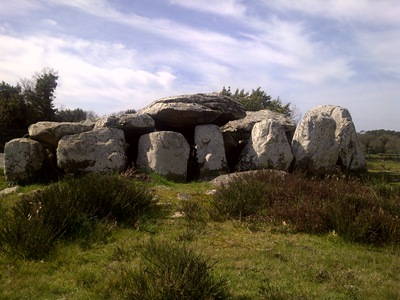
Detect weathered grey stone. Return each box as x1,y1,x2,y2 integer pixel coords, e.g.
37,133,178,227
94,115,120,129
94,113,156,132
194,124,228,177
28,121,94,146
94,113,155,165
140,93,246,130
0,153,4,169
221,110,296,143
236,120,293,171
136,131,190,181
325,106,366,171
291,105,365,174
57,128,126,174
0,186,19,197
4,138,46,183
211,169,287,186
221,110,296,170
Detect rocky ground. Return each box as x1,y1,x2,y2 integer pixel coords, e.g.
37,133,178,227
0,153,4,168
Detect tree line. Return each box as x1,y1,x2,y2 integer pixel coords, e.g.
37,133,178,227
357,130,400,154
0,68,96,130
220,86,300,121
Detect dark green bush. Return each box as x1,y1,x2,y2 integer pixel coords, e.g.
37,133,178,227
0,173,155,260
212,171,400,245
212,173,275,220
114,241,230,300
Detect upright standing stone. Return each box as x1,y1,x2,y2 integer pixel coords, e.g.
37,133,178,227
292,105,365,174
136,131,190,181
291,113,339,174
4,138,46,183
236,120,293,171
195,124,228,177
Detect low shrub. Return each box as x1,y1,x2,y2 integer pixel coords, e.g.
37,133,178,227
0,173,155,260
107,241,230,300
0,202,59,259
212,171,400,245
212,172,275,220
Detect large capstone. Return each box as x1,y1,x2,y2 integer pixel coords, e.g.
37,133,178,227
140,93,246,131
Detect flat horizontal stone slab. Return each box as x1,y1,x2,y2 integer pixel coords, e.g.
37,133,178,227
140,93,246,130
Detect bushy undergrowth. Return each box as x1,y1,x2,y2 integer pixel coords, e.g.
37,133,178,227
0,173,154,259
105,241,230,300
212,171,400,245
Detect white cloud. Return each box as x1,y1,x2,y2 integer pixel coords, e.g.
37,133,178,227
0,32,178,114
0,0,43,17
262,0,400,25
168,0,247,17
0,0,398,130
354,28,400,78
40,18,58,27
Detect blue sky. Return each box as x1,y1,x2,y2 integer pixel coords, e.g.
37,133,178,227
0,0,399,131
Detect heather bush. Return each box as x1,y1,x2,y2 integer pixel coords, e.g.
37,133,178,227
107,241,230,300
212,171,400,245
0,173,155,259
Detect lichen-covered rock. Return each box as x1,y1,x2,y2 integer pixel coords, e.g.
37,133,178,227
4,138,46,183
194,124,228,177
291,113,338,174
57,128,126,174
236,120,293,171
28,121,94,147
291,105,365,174
94,113,155,133
119,113,155,135
140,93,246,130
221,110,296,143
326,106,366,171
94,115,120,129
136,131,190,181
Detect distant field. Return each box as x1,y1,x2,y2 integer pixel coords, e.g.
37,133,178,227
365,154,400,183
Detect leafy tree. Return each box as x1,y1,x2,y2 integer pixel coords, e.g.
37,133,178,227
55,108,87,122
125,108,136,114
21,68,58,123
54,107,99,122
221,86,292,117
0,81,29,129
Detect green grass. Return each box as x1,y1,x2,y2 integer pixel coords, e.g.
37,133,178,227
0,168,400,299
364,155,400,184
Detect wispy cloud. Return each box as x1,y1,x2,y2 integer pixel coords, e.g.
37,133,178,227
262,0,400,25
0,0,398,130
168,0,247,17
